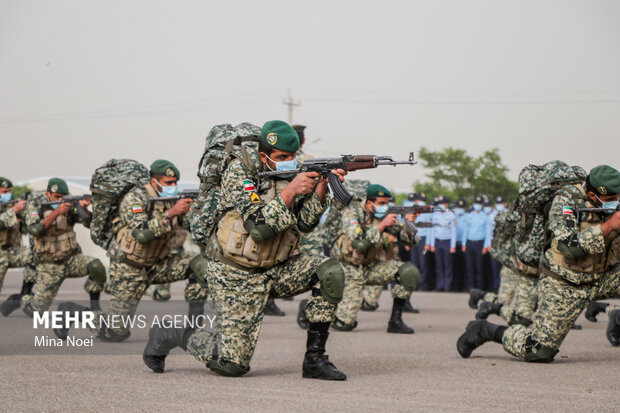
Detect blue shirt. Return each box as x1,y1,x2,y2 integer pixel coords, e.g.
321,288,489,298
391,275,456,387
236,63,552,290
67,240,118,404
455,212,469,246
463,210,488,243
428,210,457,249
484,209,498,248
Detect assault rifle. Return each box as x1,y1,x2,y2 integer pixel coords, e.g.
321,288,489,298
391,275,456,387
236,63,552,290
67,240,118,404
387,205,441,215
4,191,32,208
147,189,199,213
258,153,418,206
578,204,620,215
41,194,92,221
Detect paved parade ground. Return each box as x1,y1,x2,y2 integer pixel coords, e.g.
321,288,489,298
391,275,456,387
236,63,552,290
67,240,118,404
1,269,618,412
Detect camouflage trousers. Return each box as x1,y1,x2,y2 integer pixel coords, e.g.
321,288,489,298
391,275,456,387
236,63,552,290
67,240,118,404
187,253,337,370
499,273,538,324
92,251,201,339
297,230,325,256
362,285,385,307
145,278,209,303
482,266,519,306
502,267,620,360
21,254,103,317
0,245,36,293
335,260,411,325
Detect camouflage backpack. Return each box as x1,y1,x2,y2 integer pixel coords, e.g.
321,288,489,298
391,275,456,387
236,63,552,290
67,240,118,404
90,159,150,249
489,207,518,268
189,123,262,250
321,179,370,252
514,161,587,271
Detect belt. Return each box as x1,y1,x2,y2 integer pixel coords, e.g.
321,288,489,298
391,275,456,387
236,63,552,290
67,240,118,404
539,260,585,288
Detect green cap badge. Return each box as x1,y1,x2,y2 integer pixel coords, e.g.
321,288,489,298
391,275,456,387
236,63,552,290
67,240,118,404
589,165,620,196
366,184,392,199
261,120,300,153
47,177,69,195
150,159,180,179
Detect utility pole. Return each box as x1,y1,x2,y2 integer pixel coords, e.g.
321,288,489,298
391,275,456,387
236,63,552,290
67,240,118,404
282,88,300,124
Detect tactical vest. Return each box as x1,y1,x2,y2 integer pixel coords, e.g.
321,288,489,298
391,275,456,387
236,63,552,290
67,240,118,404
549,185,620,281
114,185,184,268
333,213,383,266
0,206,21,248
377,234,399,261
33,210,79,262
216,179,300,270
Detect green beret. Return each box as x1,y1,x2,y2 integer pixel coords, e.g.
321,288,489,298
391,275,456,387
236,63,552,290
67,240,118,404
261,120,300,153
589,165,620,196
150,159,180,179
0,177,12,189
291,124,306,140
47,177,69,195
366,184,392,199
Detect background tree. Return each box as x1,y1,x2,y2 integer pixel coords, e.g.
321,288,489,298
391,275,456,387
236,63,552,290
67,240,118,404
408,147,518,204
11,185,34,199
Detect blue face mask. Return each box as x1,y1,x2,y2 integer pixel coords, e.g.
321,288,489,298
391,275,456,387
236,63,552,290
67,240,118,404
496,204,505,212
50,202,61,210
455,208,465,216
0,193,12,203
473,203,482,211
372,203,389,219
596,194,619,212
415,201,426,206
156,181,179,197
483,206,492,214
267,155,298,179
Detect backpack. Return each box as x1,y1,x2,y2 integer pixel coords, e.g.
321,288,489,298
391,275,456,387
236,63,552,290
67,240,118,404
189,123,262,249
321,179,370,252
90,159,150,249
514,161,587,270
489,207,518,267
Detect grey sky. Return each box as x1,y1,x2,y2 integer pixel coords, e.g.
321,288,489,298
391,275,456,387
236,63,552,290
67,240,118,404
1,0,619,192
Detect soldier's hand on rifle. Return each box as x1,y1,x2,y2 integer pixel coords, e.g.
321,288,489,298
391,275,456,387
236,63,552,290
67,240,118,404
315,168,347,201
377,214,398,232
168,198,193,219
79,198,92,208
404,213,416,222
602,210,620,235
12,200,26,213
56,202,72,215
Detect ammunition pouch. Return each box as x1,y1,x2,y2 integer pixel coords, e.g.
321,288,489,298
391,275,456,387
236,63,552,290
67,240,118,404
133,229,156,244
396,262,420,291
115,225,171,268
0,226,20,248
244,219,276,243
334,234,379,265
315,258,345,304
33,231,79,262
217,211,299,270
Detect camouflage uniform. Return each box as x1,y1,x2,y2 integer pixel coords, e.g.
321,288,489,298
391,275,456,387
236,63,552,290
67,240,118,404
331,200,417,326
0,205,36,292
295,150,325,257
362,234,400,308
20,194,104,316
185,158,338,371
502,185,620,361
91,184,204,340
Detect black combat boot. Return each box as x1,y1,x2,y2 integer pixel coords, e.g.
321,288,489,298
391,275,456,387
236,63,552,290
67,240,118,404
89,292,101,311
263,298,285,316
53,302,91,340
476,301,503,320
468,289,486,309
331,318,357,331
403,298,420,314
360,299,378,312
387,297,414,334
457,320,506,358
585,301,609,322
606,309,620,347
188,301,205,320
143,326,194,373
302,323,346,381
297,299,309,330
20,281,34,296
570,323,582,330
0,294,23,317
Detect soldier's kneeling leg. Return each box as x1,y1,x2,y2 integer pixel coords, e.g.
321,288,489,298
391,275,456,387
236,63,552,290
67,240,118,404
189,255,209,288
315,258,345,304
396,262,420,291
523,336,559,363
207,359,250,377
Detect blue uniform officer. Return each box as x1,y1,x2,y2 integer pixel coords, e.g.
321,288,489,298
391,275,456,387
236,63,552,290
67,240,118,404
462,195,488,290
427,196,457,291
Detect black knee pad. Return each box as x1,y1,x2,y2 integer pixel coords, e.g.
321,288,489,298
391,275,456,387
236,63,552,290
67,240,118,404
207,359,250,377
315,258,345,304
524,336,558,363
397,262,420,291
87,259,107,283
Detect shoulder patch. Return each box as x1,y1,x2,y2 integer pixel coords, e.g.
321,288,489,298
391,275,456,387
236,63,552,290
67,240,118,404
243,180,256,192
562,206,574,216
250,193,261,204
132,205,144,213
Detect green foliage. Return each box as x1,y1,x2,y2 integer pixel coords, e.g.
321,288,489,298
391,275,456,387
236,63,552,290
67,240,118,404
412,147,518,204
11,185,33,199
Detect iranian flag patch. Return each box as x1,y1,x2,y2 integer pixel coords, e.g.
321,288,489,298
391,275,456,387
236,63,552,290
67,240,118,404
562,206,574,216
243,180,256,192
132,205,144,213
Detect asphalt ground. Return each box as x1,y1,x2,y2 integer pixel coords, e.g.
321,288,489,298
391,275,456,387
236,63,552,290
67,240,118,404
0,269,618,412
